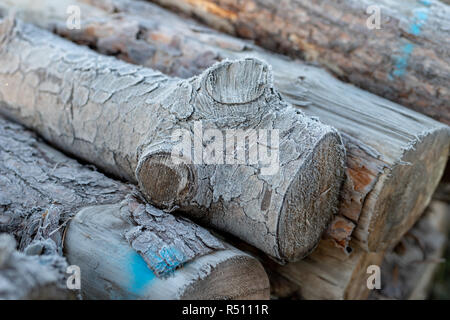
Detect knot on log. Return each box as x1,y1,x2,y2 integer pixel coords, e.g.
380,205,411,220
203,58,271,104
136,152,197,209
191,57,278,126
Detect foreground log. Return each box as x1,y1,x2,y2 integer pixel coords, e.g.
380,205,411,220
150,0,450,125
371,201,449,300
0,17,346,262
0,116,270,299
5,0,448,253
0,233,73,299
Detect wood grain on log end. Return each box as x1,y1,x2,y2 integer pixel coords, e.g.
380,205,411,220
277,130,346,261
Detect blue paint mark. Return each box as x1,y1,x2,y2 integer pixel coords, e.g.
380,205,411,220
389,1,431,79
128,251,156,295
144,246,185,277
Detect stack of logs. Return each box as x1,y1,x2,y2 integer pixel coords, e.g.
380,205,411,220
0,0,448,299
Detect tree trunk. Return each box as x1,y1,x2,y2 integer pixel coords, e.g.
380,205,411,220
0,15,346,262
0,116,270,299
3,0,447,253
149,0,450,125
0,233,74,299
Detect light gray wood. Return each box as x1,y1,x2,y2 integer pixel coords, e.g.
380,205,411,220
0,15,346,262
150,0,450,125
4,0,447,253
266,239,385,299
0,116,270,299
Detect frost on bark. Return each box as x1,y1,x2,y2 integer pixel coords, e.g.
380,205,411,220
0,17,346,262
0,116,269,299
4,0,447,253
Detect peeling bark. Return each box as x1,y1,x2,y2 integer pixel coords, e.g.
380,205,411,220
0,116,270,299
0,16,346,262
149,0,450,125
3,0,447,253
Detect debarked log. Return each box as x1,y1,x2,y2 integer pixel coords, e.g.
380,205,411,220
4,0,448,253
0,116,270,299
150,0,450,125
0,16,346,262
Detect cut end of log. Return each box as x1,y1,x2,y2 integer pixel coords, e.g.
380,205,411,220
277,130,346,261
136,152,197,208
203,58,271,104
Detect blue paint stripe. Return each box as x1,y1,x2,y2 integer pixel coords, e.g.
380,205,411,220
389,0,431,79
128,251,156,295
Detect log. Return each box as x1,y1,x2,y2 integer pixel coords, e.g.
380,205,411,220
0,16,346,262
371,201,449,300
0,116,270,299
0,233,74,299
149,0,450,125
5,0,448,253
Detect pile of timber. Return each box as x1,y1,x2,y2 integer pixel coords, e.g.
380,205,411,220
0,0,449,300
0,116,269,299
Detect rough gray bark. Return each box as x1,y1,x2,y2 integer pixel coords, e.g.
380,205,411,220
0,16,346,262
0,233,73,299
149,0,450,125
4,0,448,253
0,116,270,299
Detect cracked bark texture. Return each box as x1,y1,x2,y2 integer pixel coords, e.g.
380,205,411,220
0,116,270,299
0,16,346,262
5,0,448,253
150,0,450,125
0,233,73,299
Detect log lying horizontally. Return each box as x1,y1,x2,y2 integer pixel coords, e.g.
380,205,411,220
0,17,346,262
6,0,448,253
0,233,73,299
0,116,270,299
150,0,450,125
